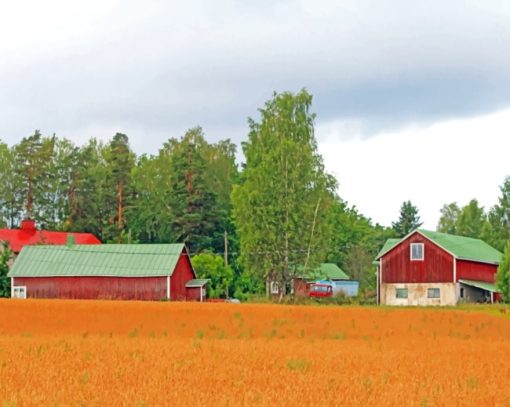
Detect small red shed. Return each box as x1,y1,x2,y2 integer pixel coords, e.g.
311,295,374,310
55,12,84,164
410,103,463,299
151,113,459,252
375,229,502,306
8,243,207,301
0,219,101,254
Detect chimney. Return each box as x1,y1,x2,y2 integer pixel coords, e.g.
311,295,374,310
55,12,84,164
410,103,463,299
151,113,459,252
66,234,76,248
20,219,37,234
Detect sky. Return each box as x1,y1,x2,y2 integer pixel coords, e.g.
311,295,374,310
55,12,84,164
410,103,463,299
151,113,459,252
1,0,510,229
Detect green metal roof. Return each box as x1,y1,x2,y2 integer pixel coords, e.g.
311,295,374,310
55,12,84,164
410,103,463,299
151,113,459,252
459,279,498,293
299,263,350,280
8,244,187,278
186,279,209,287
375,238,400,260
376,230,502,264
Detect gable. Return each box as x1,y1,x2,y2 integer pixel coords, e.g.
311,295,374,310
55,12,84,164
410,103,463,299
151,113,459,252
376,230,502,265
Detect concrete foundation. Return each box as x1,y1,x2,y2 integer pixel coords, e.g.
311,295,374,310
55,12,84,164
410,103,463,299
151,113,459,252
381,282,457,306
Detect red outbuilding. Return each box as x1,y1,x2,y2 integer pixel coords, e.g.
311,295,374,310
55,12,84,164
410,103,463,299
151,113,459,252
375,229,503,306
0,219,101,254
8,242,208,301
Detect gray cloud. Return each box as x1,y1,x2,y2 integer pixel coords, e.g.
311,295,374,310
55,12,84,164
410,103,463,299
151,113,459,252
1,0,510,151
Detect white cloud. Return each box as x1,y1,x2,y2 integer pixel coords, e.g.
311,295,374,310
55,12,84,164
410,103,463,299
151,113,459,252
318,107,510,229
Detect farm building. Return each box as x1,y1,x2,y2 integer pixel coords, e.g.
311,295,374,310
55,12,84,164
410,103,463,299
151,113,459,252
375,229,502,306
8,242,208,301
0,219,101,254
268,263,358,297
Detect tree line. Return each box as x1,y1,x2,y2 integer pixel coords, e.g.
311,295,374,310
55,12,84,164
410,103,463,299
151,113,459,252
0,90,397,299
3,89,509,301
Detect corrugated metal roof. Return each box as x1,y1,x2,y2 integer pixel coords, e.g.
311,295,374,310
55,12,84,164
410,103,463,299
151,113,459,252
459,279,499,293
376,230,502,264
299,263,350,280
186,279,210,287
8,244,186,278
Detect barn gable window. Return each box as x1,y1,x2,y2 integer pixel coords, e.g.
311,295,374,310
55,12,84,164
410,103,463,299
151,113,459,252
427,288,440,298
410,243,424,261
396,288,408,299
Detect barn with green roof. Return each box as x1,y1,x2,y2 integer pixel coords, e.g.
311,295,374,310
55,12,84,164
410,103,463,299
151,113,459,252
375,229,503,306
8,242,208,301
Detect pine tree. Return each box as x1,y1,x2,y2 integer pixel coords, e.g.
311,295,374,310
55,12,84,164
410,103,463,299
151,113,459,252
392,201,422,237
496,242,510,303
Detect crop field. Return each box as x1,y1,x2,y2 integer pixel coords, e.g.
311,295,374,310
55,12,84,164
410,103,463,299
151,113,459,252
1,301,510,406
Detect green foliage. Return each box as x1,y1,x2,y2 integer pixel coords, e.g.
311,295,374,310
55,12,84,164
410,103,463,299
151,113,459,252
482,177,510,251
192,252,234,298
455,199,487,238
392,200,422,237
232,89,335,298
0,242,12,297
496,242,510,303
437,202,460,235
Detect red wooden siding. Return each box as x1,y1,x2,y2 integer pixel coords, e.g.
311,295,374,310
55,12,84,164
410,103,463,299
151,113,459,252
170,250,196,300
382,232,454,283
14,276,167,300
186,287,202,301
292,278,311,297
456,259,498,283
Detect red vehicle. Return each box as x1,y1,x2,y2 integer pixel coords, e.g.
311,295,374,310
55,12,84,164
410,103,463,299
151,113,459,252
308,283,333,298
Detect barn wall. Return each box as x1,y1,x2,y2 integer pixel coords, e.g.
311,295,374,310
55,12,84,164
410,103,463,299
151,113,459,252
292,278,310,297
13,276,167,300
381,283,457,306
381,232,454,283
186,287,202,301
456,259,498,283
171,250,196,301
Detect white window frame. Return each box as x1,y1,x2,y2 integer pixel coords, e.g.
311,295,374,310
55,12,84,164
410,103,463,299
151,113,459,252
410,243,424,261
427,288,440,299
12,286,27,299
396,288,408,299
270,281,279,295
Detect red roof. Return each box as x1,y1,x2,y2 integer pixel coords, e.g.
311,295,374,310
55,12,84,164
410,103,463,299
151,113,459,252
0,220,101,253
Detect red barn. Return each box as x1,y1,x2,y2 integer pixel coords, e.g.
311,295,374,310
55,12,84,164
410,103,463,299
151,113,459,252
8,243,208,301
0,219,101,254
375,229,502,306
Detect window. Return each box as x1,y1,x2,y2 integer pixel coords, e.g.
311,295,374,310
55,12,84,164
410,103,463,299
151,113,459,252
12,286,27,299
410,243,424,261
270,281,279,295
460,287,464,298
396,288,408,299
427,288,440,299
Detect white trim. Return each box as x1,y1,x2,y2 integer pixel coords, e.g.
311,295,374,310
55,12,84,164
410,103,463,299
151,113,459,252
166,276,170,300
376,265,380,305
10,277,13,298
12,285,27,299
200,287,203,302
410,243,424,261
453,258,457,283
270,281,279,295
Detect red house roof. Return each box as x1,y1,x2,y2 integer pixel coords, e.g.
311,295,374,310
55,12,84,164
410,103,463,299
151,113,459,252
0,220,101,253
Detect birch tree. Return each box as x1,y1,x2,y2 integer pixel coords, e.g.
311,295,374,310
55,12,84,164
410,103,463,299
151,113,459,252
232,90,335,299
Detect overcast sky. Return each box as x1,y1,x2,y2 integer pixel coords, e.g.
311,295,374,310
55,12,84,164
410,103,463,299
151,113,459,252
1,0,510,229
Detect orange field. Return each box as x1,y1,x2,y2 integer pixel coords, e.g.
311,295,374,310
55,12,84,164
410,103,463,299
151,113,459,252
1,300,510,406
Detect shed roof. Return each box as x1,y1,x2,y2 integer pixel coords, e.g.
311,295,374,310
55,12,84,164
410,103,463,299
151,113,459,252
299,263,350,280
376,229,502,264
459,279,498,293
8,244,187,278
186,279,209,287
0,220,100,253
